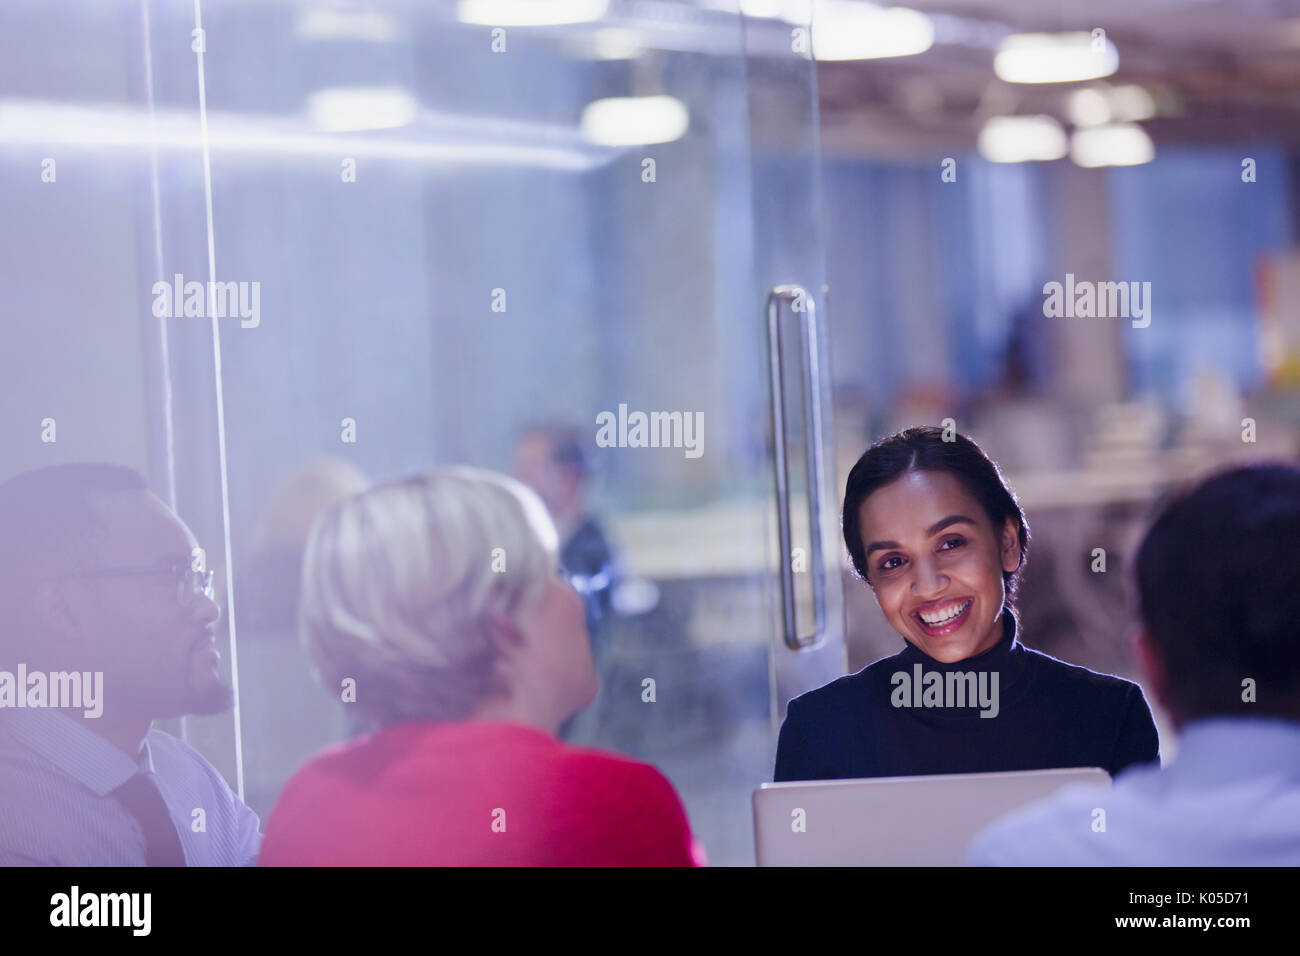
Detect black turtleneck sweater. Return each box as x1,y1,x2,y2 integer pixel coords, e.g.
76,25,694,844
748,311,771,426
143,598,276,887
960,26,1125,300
774,613,1160,782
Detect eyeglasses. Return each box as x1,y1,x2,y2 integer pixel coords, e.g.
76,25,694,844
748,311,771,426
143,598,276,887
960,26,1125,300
70,561,216,605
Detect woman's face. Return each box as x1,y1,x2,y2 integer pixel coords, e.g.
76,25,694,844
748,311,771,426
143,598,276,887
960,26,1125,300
856,469,1021,663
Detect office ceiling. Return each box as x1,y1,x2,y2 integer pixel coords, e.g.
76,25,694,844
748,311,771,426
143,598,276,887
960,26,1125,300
814,0,1300,157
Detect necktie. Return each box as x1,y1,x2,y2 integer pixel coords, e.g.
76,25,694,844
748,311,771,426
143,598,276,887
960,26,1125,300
111,772,187,866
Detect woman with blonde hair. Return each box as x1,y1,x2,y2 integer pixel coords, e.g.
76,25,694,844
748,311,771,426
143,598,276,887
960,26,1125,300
259,467,702,866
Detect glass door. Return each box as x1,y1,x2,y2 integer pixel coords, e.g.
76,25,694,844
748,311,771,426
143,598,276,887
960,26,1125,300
3,0,846,866
741,3,847,715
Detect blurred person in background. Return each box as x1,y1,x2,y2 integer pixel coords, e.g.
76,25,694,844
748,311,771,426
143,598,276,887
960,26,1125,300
513,423,622,740
969,464,1300,865
0,464,261,866
241,458,371,631
258,467,703,866
776,426,1160,782
513,423,620,626
236,458,370,818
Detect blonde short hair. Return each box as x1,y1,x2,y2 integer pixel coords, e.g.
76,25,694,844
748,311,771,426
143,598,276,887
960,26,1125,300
299,466,559,725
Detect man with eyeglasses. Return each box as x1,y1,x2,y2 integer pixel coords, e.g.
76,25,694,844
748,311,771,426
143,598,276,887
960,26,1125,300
0,463,261,865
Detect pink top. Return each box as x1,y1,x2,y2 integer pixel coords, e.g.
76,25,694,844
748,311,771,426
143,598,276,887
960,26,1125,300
260,720,706,866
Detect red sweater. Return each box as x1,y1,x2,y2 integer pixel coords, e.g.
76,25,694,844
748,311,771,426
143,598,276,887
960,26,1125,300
259,720,705,866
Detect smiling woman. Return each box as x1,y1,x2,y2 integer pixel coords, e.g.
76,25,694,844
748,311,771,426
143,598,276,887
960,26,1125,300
846,433,1028,666
774,425,1160,782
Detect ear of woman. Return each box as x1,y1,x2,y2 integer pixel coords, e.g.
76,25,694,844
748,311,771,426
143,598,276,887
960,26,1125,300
1001,517,1022,574
484,607,528,655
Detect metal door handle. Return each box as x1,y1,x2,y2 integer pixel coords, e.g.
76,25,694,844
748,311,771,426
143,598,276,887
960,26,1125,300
765,284,828,650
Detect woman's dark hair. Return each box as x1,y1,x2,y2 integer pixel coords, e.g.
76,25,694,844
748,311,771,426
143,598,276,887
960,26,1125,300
842,426,1029,608
1136,463,1300,722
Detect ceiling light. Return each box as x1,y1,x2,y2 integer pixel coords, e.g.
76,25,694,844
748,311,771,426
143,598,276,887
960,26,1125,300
583,28,643,60
581,95,689,146
812,2,934,60
307,87,418,132
1068,88,1111,127
977,115,1068,163
1071,123,1154,167
458,0,608,27
1109,85,1156,122
995,32,1118,84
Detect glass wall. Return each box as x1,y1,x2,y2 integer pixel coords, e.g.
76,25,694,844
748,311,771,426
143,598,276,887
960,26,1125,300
2,0,846,866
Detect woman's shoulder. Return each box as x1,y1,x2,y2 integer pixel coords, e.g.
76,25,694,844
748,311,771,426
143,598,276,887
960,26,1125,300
1018,644,1146,700
785,651,906,719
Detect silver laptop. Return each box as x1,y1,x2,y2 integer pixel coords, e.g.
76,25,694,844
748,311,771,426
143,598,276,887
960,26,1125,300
753,767,1110,866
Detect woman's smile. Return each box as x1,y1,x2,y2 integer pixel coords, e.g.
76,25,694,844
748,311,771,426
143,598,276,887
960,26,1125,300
911,596,974,639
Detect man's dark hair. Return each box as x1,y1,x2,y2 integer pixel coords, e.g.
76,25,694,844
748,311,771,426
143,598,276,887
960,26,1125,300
0,463,149,650
1136,463,1300,722
842,426,1029,609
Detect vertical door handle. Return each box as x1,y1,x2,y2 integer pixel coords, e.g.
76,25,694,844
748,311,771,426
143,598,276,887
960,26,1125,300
765,285,828,650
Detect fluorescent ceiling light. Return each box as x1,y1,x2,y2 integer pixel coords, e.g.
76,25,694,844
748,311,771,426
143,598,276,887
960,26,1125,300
977,115,1068,163
458,0,608,26
307,87,419,132
585,28,643,60
1109,85,1156,122
1068,88,1111,127
1071,84,1156,127
812,2,934,60
581,95,689,146
995,32,1118,84
1071,123,1154,167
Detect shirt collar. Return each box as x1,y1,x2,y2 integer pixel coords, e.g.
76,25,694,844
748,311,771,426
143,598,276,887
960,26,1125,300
138,735,156,774
1,708,145,796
